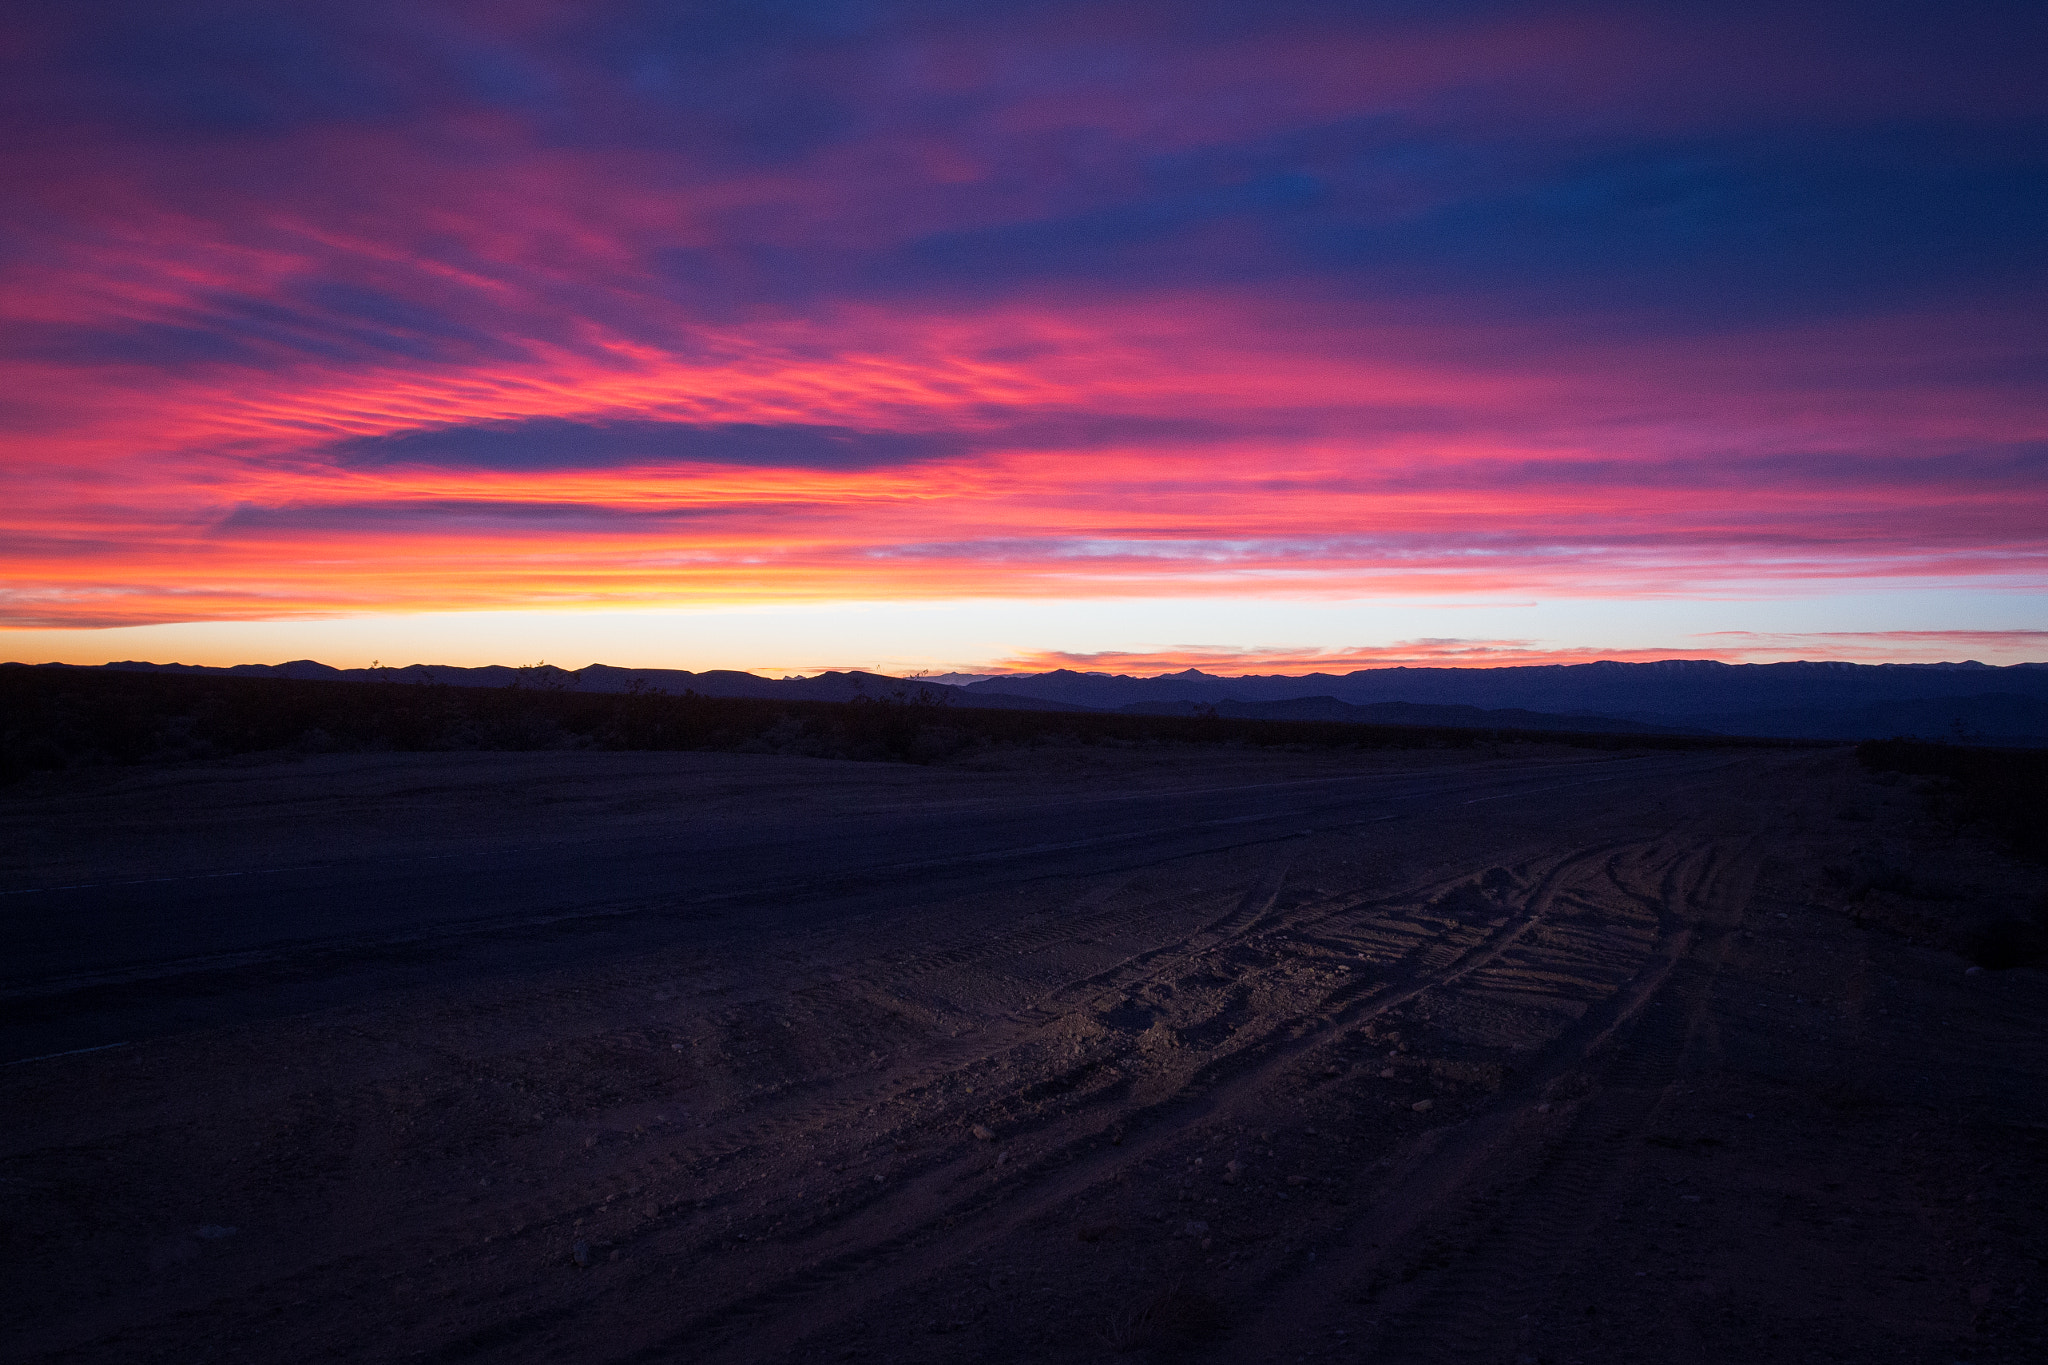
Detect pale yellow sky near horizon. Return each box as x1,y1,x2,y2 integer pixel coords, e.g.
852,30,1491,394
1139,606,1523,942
4,592,2044,675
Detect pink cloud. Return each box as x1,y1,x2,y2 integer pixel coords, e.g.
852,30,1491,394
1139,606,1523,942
1,4,2042,633
983,630,2048,675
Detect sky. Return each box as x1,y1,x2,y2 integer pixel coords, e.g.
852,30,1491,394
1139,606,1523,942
3,0,2044,674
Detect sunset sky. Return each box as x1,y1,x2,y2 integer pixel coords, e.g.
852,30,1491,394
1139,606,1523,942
4,1,2044,673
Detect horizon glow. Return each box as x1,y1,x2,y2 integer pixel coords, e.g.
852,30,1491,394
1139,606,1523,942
3,3,2044,667
7,598,2046,676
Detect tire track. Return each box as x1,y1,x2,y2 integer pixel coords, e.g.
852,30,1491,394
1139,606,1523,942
20,761,1784,1365
1335,833,1761,1364
610,839,1667,1364
23,863,1304,1365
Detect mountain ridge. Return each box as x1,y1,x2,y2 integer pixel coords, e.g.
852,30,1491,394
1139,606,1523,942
18,657,2048,745
958,659,2048,715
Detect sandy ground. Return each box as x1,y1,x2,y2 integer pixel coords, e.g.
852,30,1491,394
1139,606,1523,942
1,742,2043,1363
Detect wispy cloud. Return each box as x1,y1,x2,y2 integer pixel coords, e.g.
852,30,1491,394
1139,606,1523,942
983,630,2048,675
983,640,1722,674
1692,630,2048,663
2,3,2043,631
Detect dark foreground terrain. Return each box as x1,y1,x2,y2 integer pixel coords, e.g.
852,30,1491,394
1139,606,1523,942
2,738,2043,1363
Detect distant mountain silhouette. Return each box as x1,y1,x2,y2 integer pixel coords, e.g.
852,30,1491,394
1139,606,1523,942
1116,696,1706,736
87,660,1101,712
958,660,2048,715
1685,692,2048,745
49,656,2048,745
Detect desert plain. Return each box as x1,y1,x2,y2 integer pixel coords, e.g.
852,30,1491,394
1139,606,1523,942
1,739,2043,1363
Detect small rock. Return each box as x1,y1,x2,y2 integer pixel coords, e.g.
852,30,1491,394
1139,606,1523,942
572,1240,591,1268
1380,1067,1397,1079
1411,1099,1435,1114
1286,1175,1309,1186
1536,1103,1552,1114
971,1123,995,1141
1965,966,1985,976
1201,1237,1214,1250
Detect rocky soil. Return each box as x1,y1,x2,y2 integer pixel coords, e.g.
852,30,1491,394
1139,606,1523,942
1,743,2042,1363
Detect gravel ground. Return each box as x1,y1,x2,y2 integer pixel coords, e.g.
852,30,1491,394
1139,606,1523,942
1,743,2041,1364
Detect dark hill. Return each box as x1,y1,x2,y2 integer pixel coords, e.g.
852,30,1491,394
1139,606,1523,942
38,656,2048,744
961,659,2048,716
1117,696,1703,736
0,664,1791,785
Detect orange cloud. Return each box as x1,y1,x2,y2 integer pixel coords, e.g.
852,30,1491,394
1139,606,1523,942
9,285,2044,629
981,630,2048,675
983,641,1700,673
4,5,2044,634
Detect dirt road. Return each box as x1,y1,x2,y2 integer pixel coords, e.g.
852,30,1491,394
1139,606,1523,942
2,742,2042,1362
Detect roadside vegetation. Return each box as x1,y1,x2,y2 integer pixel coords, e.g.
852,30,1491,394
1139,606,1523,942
1857,737,2048,864
2,663,1808,786
1856,737,2048,969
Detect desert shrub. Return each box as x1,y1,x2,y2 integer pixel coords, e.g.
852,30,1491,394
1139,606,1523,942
1963,919,2048,971
1858,738,2048,863
1430,883,1498,919
1431,869,1521,918
0,663,1792,786
1822,853,1929,900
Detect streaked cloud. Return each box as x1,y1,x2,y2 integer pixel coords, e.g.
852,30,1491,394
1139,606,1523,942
987,629,2048,675
1693,630,2048,663
985,641,1695,674
324,420,962,472
1,1,2043,640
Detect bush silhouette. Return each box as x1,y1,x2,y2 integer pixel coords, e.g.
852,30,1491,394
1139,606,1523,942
2,663,1797,786
1858,738,2048,863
